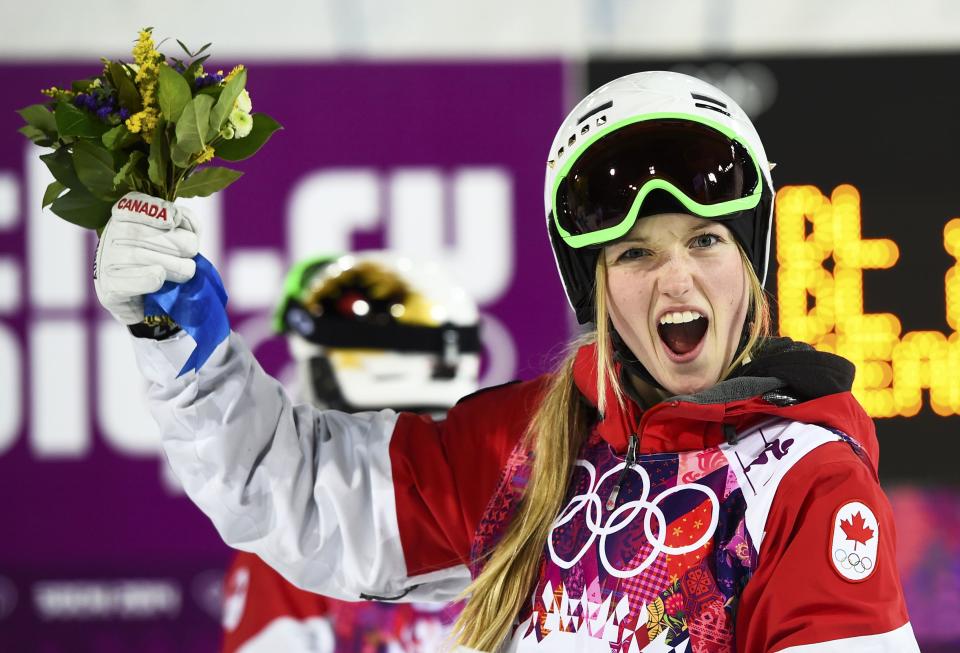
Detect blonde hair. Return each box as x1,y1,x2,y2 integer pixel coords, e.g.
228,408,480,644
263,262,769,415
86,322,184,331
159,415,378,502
453,245,770,651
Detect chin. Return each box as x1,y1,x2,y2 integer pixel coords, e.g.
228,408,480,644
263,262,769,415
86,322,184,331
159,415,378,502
659,368,721,396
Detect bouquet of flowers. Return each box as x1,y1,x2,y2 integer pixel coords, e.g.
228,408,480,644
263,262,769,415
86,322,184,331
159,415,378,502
17,27,281,231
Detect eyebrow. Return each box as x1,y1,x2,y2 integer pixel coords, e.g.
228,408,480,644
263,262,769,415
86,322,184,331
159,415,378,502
617,222,715,245
614,235,649,245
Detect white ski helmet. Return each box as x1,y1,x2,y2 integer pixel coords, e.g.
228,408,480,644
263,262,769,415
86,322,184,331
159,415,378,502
544,71,774,324
275,251,481,413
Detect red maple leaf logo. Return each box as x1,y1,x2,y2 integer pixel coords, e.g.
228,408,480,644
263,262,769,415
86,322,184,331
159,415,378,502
840,511,875,550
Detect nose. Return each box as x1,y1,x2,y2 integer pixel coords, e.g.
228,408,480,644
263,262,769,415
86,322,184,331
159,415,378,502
657,250,695,298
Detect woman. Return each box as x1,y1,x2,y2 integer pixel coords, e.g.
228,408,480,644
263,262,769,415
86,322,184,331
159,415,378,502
94,72,919,652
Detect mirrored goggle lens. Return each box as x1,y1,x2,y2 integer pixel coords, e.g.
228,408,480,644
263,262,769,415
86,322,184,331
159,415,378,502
555,119,759,238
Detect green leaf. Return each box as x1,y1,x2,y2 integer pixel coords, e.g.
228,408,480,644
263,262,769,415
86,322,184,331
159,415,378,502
18,104,58,135
50,187,113,230
215,113,282,161
176,39,193,57
40,148,83,189
101,124,140,150
71,78,94,93
54,101,104,138
174,94,214,155
42,181,66,208
18,125,55,147
664,614,684,630
109,62,143,113
73,139,119,201
170,143,193,169
184,54,210,81
209,68,246,132
194,42,212,57
114,150,145,192
175,166,243,198
147,127,169,191
158,63,191,122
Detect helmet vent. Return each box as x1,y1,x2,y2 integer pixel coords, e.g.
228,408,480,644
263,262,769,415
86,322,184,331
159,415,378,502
567,134,576,146
580,124,590,136
694,102,731,117
558,146,565,157
596,115,607,126
577,100,613,125
691,92,728,108
691,93,731,117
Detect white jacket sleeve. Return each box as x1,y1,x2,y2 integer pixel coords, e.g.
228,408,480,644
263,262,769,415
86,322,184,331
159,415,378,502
133,330,470,602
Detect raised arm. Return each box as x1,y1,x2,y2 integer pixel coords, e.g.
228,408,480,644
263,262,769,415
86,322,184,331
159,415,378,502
95,194,470,601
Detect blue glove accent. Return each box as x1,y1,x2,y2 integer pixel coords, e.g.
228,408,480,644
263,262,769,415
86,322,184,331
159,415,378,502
144,254,230,377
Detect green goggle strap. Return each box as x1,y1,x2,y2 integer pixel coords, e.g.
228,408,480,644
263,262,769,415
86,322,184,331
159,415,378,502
273,253,340,333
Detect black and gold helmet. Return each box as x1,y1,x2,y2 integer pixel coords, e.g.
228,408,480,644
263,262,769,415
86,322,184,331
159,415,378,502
275,251,481,413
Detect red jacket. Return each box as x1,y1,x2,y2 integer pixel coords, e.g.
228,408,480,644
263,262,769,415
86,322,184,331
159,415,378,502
388,340,915,651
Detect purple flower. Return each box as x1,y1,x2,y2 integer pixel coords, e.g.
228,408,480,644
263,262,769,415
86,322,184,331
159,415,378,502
119,108,131,120
195,73,225,89
73,93,96,111
96,106,112,122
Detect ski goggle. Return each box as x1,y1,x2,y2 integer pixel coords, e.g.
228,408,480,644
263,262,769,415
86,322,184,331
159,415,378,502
274,254,481,355
551,113,763,249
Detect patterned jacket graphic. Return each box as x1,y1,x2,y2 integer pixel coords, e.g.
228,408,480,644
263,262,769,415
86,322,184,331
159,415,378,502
134,331,918,652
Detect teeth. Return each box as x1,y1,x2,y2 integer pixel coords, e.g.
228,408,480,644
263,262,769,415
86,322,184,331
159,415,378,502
659,310,703,325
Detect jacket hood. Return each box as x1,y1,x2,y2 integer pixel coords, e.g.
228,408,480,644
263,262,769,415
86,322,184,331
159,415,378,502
572,337,878,472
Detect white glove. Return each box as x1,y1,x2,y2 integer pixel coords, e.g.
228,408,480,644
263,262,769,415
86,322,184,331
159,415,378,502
94,192,201,325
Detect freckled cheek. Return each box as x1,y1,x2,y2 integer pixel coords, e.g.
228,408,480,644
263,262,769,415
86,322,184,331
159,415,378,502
606,271,654,337
705,260,745,311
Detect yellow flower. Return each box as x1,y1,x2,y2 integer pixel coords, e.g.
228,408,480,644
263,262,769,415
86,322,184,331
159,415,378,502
130,27,162,134
40,86,72,99
125,108,159,142
194,144,215,164
224,64,245,83
126,113,142,132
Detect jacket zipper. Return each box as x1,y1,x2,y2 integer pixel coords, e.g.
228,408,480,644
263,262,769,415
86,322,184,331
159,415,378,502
606,434,639,510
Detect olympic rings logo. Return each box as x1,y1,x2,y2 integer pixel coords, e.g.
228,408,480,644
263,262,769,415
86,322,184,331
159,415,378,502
547,459,720,579
833,548,873,575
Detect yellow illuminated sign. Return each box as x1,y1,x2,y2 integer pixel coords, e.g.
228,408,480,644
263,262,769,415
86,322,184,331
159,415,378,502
777,184,960,418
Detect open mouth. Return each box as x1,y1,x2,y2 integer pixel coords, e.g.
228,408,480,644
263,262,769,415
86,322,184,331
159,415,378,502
657,311,708,359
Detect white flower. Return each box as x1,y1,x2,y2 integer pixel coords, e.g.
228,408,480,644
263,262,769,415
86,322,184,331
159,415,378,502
229,108,253,138
221,124,236,140
234,89,252,113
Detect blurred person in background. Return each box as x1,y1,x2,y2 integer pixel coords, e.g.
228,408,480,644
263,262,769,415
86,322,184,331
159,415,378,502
93,71,919,652
221,252,480,652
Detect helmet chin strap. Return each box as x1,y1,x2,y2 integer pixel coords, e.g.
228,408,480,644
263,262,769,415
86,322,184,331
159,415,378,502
609,305,755,398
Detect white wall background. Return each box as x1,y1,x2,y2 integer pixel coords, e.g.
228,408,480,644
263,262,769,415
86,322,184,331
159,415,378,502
1,0,959,60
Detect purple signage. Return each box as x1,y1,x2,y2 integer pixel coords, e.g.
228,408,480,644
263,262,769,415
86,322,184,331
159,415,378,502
0,61,570,651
